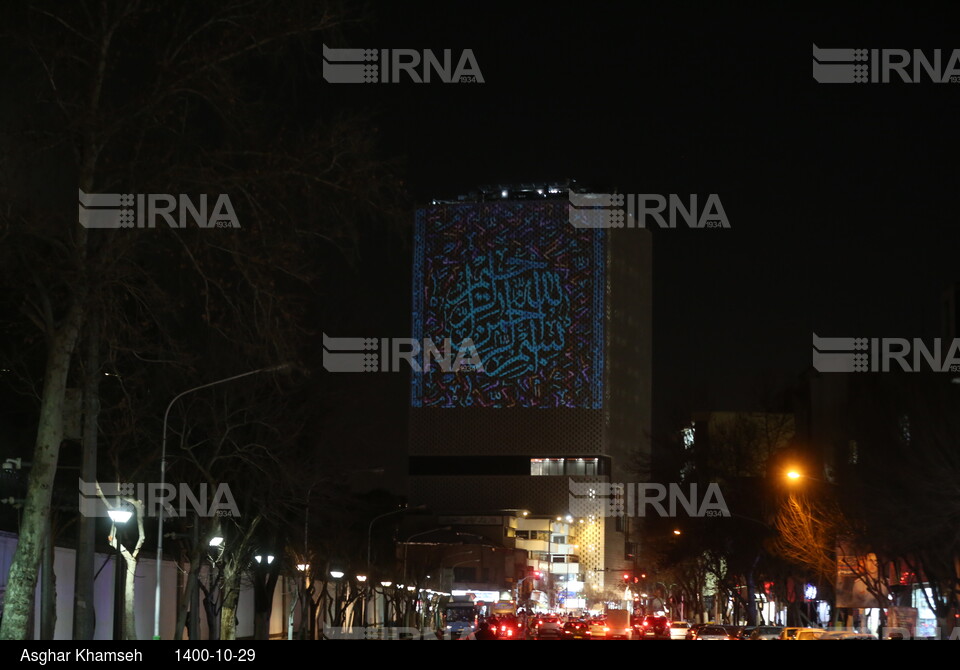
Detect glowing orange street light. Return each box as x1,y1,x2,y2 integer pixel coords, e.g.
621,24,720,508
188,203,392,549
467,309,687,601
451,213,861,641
786,470,802,481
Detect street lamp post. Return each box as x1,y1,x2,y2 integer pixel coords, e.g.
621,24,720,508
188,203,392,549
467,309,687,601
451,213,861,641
401,527,452,585
152,363,289,640
366,504,427,574
108,508,133,640
356,575,368,628
364,504,425,634
782,466,836,627
329,570,345,631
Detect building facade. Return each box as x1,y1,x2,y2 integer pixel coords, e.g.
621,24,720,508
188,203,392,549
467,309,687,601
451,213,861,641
407,187,652,605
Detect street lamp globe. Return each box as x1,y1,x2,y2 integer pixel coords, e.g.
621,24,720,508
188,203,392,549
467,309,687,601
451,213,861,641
108,509,132,524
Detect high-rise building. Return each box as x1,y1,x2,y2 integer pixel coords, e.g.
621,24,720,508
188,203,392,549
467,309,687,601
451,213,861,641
408,185,651,603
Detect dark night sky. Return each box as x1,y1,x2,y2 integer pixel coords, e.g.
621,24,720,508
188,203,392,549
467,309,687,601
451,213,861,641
322,3,960,490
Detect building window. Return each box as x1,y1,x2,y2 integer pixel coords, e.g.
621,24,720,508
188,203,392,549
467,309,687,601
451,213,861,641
551,554,581,564
516,530,551,541
530,458,600,476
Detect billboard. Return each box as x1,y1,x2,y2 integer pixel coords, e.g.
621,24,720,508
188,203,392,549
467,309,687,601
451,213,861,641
836,546,886,608
412,201,605,408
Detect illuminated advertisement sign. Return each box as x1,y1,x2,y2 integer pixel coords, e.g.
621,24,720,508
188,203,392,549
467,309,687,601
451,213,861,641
412,201,604,408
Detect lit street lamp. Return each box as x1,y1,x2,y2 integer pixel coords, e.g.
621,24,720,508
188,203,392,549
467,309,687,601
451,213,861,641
153,363,290,640
108,507,132,640
356,575,368,628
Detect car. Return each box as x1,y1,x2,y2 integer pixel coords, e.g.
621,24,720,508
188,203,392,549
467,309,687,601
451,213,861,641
669,621,690,640
587,616,609,638
496,615,523,639
562,620,591,640
778,627,802,640
723,625,745,640
748,625,783,640
693,624,736,640
685,623,708,640
639,615,670,639
818,631,877,640
535,615,563,639
791,627,829,640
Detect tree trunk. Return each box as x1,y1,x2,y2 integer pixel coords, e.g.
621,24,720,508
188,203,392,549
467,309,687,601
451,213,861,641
175,539,203,640
0,299,84,640
73,313,100,640
39,523,56,639
746,561,758,626
253,612,270,640
252,560,280,639
202,578,223,641
220,569,241,640
122,551,138,640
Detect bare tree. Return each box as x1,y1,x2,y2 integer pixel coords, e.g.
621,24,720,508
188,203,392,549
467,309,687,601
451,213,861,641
771,492,838,586
0,0,399,639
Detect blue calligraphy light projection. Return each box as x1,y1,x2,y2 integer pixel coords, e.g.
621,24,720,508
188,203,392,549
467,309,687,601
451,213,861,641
411,201,604,408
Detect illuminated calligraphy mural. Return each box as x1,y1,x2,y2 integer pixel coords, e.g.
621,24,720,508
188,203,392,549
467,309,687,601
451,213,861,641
411,201,604,408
